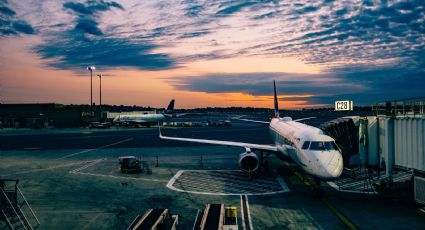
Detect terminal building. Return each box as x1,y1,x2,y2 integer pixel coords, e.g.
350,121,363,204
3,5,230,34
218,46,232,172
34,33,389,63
0,103,103,128
0,103,162,128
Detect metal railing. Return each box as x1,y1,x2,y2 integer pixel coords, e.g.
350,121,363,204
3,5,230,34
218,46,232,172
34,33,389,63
1,209,13,230
18,186,40,226
373,97,425,117
1,187,28,230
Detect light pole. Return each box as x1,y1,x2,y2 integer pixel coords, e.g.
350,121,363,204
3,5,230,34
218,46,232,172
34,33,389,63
97,74,102,107
87,66,95,106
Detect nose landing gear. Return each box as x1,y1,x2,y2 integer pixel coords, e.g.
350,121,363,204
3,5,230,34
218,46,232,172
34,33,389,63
313,177,324,197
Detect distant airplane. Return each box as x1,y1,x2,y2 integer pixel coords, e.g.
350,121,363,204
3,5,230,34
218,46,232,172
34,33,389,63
160,81,343,191
113,99,176,127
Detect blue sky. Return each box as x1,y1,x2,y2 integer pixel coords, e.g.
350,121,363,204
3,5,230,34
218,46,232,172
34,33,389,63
0,0,424,108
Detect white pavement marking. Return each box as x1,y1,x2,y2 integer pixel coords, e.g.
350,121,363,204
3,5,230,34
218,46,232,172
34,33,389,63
167,170,184,188
71,171,168,183
240,195,246,230
23,147,42,150
56,138,133,160
245,195,253,230
69,158,168,183
166,170,290,196
2,160,96,176
69,158,106,173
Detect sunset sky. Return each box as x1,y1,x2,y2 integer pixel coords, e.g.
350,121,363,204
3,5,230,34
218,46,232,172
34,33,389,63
0,0,424,109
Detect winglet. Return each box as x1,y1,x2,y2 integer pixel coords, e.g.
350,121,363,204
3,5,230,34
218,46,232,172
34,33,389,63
273,80,280,118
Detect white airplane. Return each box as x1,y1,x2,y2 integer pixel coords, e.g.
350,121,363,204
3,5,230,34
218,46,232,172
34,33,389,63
159,81,344,185
113,99,176,127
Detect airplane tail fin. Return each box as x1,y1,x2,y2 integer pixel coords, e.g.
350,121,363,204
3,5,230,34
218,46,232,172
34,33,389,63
165,99,175,114
273,80,280,118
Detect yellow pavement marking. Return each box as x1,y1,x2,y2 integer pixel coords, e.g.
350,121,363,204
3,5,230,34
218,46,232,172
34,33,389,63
322,198,358,230
81,213,102,230
283,162,358,230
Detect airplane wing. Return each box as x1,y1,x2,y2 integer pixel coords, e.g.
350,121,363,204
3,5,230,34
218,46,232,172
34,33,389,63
293,117,316,122
235,117,316,124
174,113,189,117
159,129,278,152
234,118,269,124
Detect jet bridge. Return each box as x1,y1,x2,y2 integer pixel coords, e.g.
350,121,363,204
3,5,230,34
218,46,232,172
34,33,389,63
322,97,425,204
320,117,359,167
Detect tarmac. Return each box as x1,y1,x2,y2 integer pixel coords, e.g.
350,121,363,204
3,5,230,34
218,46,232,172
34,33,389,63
1,118,424,229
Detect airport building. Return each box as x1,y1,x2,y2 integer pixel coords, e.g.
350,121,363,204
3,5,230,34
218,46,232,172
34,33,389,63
0,103,103,128
0,103,167,128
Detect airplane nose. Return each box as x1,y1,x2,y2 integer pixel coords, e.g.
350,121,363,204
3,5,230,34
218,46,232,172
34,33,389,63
324,151,343,179
315,151,343,180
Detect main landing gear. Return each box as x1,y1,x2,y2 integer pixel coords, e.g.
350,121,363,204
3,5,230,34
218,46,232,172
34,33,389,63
259,151,271,173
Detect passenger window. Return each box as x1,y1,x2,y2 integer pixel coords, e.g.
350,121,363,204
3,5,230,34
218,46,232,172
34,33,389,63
301,141,310,150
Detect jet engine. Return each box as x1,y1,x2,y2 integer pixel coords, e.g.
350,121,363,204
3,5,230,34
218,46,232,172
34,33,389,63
238,151,260,172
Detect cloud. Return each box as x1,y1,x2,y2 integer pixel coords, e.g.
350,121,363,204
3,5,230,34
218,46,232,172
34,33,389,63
75,18,103,35
216,2,257,15
296,5,319,14
63,0,124,36
0,5,15,16
63,2,90,14
3,0,424,106
34,32,175,71
168,72,365,99
0,1,35,36
263,0,425,67
0,28,16,35
31,0,177,72
178,31,209,39
12,21,34,34
63,0,123,15
168,58,425,105
185,4,204,17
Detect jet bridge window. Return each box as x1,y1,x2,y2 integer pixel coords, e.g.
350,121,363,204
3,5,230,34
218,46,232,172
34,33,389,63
301,141,310,150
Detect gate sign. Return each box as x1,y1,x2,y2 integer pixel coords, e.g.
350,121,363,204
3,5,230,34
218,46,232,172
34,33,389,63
335,101,353,111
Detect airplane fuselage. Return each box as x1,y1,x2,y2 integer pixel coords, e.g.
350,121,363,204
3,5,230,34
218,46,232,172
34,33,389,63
269,117,343,180
114,113,172,124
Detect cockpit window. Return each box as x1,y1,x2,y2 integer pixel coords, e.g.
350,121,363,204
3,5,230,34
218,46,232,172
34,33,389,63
332,142,339,150
325,142,338,150
301,141,310,150
310,141,338,151
310,141,326,150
